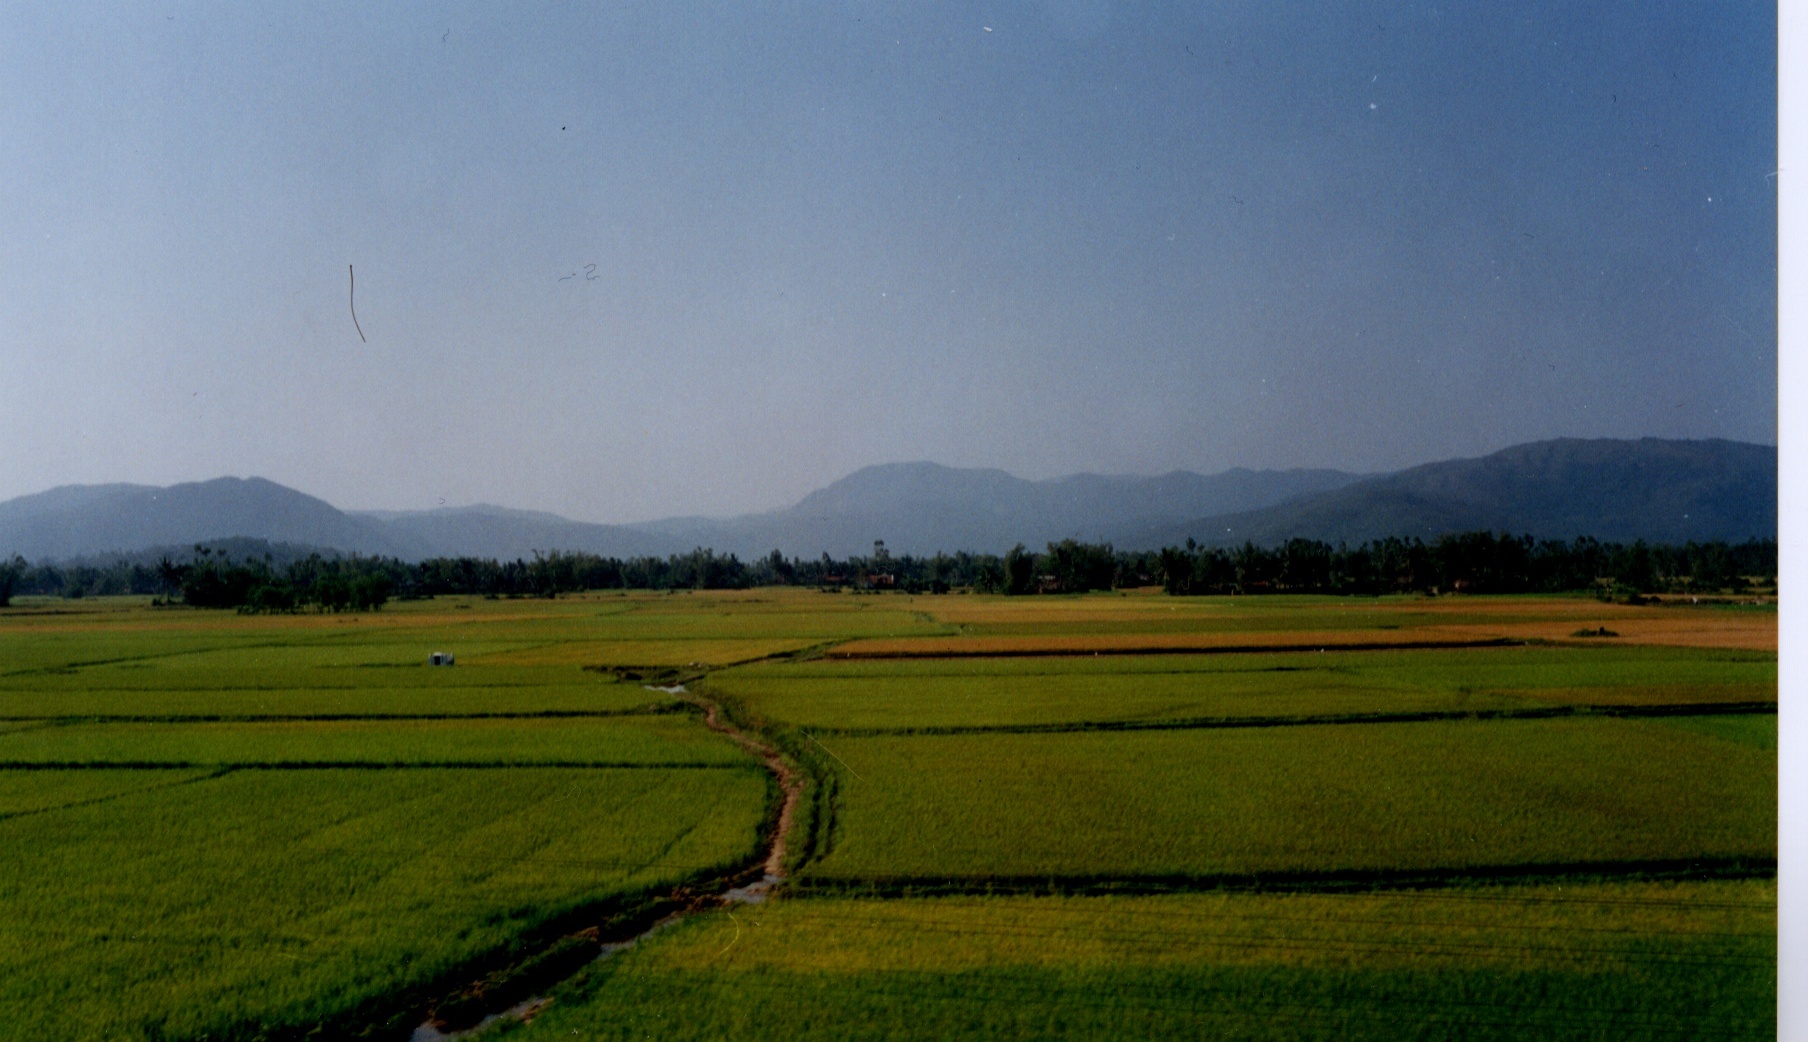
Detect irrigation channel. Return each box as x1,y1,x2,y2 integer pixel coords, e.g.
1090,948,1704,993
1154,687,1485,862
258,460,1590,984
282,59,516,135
408,687,802,1041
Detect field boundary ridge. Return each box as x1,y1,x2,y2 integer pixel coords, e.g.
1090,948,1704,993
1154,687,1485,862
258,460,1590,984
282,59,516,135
790,856,1779,898
0,707,687,724
0,759,759,771
811,700,1778,738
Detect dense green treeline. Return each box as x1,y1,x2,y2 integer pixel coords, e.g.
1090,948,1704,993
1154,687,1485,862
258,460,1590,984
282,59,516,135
1154,532,1775,597
0,533,1775,610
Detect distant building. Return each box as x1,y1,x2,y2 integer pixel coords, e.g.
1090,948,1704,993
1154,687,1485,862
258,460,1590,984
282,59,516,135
429,652,455,666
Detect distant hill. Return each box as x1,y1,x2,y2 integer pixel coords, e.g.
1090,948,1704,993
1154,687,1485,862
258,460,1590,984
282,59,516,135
1138,438,1776,549
356,463,1359,560
1,439,1774,564
351,504,675,562
0,478,419,562
679,462,1363,558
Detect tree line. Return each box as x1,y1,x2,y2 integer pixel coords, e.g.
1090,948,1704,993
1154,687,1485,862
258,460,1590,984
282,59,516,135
0,533,1776,610
1151,532,1773,598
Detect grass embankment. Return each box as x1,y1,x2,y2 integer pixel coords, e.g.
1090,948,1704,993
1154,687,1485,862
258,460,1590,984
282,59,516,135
496,882,1776,1041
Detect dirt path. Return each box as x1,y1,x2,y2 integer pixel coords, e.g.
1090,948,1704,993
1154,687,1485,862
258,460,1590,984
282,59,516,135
409,690,802,1040
693,697,802,884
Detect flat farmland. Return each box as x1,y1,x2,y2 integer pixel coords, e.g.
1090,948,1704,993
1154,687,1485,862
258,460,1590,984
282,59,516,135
704,645,1774,732
0,715,754,766
828,590,1776,655
0,588,1775,1039
0,593,795,1041
0,589,952,684
0,766,218,816
500,882,1775,1041
0,590,952,718
0,767,766,1041
796,717,1775,884
0,680,671,719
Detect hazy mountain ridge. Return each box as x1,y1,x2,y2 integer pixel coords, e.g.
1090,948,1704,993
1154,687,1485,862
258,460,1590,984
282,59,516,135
350,508,674,562
0,439,1775,564
0,478,420,562
349,462,1362,560
1144,438,1776,548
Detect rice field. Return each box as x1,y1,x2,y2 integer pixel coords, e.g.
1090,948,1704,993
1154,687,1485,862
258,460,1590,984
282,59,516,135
0,766,217,817
0,588,1775,1038
797,717,1775,884
0,715,754,766
0,767,767,1041
496,882,1776,1041
704,645,1775,731
0,680,673,719
829,589,1776,654
0,593,788,1040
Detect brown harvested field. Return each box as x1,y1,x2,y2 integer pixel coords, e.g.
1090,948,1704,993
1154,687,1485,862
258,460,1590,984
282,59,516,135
1416,614,1776,651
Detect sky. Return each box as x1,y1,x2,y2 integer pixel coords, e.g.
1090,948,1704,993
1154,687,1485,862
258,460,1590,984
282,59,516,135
0,1,1777,522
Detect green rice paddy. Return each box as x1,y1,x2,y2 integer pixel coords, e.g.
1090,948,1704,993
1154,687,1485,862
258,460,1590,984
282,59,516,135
705,645,1775,731
0,589,1775,1039
0,767,766,1040
0,766,217,817
799,717,1775,883
0,714,754,766
496,882,1775,1041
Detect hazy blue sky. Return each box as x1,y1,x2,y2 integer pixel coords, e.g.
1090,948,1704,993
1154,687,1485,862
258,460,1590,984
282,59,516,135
0,1,1776,521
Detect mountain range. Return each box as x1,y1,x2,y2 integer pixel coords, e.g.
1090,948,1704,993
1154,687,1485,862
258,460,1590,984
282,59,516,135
1146,438,1776,549
0,438,1774,564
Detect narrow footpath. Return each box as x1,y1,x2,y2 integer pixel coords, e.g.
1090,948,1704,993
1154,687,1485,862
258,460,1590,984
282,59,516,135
408,688,802,1040
695,698,803,894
